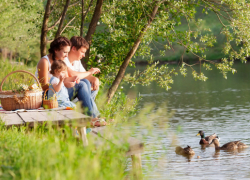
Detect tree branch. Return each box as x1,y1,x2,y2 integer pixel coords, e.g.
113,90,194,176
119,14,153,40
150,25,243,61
82,0,104,68
85,0,103,43
48,15,62,30
60,16,76,35
50,0,59,13
40,0,52,57
69,1,81,7
80,0,85,36
80,0,95,36
55,0,71,38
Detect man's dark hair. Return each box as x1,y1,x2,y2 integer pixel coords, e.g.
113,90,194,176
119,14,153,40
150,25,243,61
70,36,89,50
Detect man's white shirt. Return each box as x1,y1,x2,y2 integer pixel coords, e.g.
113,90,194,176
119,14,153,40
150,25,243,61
64,57,86,72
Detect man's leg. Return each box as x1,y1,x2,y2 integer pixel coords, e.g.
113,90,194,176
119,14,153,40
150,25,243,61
80,79,100,117
91,89,98,100
80,79,99,100
67,81,98,117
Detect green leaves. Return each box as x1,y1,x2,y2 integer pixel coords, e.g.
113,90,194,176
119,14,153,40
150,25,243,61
2,0,250,94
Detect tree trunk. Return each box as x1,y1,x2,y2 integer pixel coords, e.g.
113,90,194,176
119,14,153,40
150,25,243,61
2,48,7,61
80,0,85,37
107,2,161,103
81,0,103,69
40,0,52,57
55,0,71,38
80,0,94,37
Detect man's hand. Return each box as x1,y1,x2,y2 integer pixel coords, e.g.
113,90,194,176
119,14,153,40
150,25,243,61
73,76,80,84
89,76,99,91
88,68,100,75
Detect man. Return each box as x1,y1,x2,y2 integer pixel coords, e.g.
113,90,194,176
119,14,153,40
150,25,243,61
64,36,100,100
65,36,107,127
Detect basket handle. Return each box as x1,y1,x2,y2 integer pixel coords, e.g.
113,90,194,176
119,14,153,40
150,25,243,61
0,70,42,91
43,88,57,100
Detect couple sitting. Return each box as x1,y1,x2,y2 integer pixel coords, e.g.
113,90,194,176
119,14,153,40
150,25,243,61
36,36,106,126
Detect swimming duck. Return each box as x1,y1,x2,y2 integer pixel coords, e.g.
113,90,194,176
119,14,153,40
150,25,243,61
175,145,195,156
196,130,218,144
210,138,248,150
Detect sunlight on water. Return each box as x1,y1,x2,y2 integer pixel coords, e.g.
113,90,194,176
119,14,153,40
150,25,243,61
124,62,250,179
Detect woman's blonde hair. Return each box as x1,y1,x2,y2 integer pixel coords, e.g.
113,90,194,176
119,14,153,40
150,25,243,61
50,60,67,75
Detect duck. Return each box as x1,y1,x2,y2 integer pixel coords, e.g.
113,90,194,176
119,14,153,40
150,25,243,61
196,130,218,144
175,145,195,156
210,138,248,150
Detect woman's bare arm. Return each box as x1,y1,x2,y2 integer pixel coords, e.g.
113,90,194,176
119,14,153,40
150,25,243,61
37,58,49,91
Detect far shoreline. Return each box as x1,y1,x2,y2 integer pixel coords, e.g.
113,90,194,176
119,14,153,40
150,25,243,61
134,58,250,66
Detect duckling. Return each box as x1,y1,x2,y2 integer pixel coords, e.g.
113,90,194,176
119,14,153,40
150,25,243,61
210,138,248,150
175,145,195,156
196,130,218,144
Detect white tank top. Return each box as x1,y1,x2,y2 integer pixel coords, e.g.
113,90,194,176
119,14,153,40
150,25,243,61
35,55,53,81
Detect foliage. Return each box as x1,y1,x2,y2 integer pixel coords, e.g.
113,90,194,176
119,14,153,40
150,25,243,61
89,0,250,91
97,86,141,121
2,0,250,95
0,0,43,64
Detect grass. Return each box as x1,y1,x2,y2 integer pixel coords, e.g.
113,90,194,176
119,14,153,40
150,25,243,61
0,60,36,91
0,124,128,180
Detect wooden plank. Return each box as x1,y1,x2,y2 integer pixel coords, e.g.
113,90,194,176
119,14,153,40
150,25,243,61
0,113,24,126
58,110,91,127
58,110,89,119
38,111,69,122
18,111,47,122
17,111,72,127
13,110,91,127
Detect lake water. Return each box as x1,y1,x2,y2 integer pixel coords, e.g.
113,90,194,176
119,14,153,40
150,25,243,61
124,62,250,180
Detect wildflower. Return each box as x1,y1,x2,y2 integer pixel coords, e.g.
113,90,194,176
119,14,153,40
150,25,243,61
19,84,29,91
29,84,38,90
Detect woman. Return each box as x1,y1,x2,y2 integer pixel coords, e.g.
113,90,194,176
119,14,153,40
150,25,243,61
36,36,106,126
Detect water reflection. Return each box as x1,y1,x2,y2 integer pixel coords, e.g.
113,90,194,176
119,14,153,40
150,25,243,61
124,62,250,179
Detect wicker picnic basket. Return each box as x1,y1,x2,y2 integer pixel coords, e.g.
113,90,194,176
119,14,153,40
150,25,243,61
0,70,43,111
43,88,58,109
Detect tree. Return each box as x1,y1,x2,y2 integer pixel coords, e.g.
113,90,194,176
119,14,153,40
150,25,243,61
38,0,250,102
90,0,250,102
40,0,82,57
